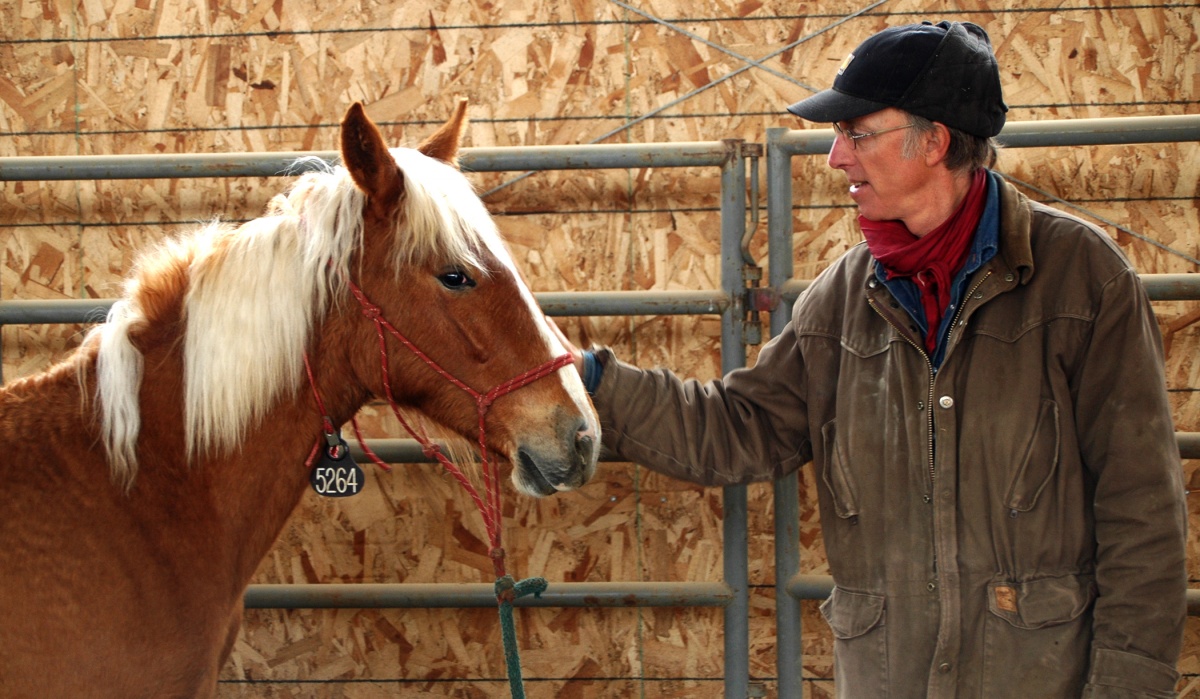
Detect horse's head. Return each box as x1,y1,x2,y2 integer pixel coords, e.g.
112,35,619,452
336,101,599,496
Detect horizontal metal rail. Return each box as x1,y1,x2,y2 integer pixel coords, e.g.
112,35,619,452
347,439,631,464
4,116,1194,181
11,271,1195,327
535,290,727,316
781,274,1200,304
0,141,736,181
0,299,113,325
244,581,734,609
1174,432,1200,458
0,290,730,326
349,433,1200,463
786,574,1200,617
772,114,1200,156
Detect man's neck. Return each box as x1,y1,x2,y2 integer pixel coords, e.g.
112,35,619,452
906,169,978,237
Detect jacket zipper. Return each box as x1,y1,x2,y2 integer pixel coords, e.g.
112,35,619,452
866,297,936,489
943,270,992,362
865,270,991,573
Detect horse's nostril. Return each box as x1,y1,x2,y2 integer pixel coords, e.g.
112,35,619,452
575,433,595,468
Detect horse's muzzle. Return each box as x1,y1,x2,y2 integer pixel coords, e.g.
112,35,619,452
513,414,599,497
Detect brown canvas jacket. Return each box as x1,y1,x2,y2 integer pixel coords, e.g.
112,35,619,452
592,177,1188,698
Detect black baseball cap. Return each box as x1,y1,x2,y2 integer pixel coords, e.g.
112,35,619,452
787,21,1008,138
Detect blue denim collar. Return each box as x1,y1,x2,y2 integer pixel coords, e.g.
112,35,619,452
873,170,1001,368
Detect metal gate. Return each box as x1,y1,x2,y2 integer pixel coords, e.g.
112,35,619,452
2,113,1198,697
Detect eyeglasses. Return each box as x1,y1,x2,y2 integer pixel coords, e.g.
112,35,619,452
832,122,915,149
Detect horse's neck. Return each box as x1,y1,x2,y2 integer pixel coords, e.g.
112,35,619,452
123,319,372,587
214,327,379,581
195,402,330,580
0,305,378,588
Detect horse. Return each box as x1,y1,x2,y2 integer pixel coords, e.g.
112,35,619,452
0,101,600,699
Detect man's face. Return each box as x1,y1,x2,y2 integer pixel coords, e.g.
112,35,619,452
827,108,938,230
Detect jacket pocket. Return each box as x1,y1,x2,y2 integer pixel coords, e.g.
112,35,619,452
820,587,888,698
1004,399,1060,513
820,420,860,520
981,574,1096,698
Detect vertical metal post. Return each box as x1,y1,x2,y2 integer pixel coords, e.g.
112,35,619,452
720,139,750,698
767,127,803,699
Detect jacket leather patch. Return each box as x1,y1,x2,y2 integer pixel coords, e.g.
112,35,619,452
994,585,1017,613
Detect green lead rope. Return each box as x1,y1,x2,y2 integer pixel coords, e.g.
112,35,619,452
494,575,548,699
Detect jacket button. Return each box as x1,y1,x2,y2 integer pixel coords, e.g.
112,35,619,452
938,396,954,409
939,663,952,674
927,581,937,592
868,279,878,288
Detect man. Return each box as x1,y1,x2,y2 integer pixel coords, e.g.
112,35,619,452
560,20,1189,699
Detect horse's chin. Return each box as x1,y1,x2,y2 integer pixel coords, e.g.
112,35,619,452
511,447,596,498
512,456,558,497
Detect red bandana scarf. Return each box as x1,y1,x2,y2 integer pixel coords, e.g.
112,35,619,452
860,169,988,354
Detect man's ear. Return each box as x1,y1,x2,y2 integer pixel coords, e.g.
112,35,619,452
924,122,953,166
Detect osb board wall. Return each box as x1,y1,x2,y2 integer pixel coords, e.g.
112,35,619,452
2,0,1198,696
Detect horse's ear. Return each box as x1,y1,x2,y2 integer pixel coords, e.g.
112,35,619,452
418,97,468,166
340,102,403,205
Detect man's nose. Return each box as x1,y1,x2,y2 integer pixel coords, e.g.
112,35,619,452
827,131,855,169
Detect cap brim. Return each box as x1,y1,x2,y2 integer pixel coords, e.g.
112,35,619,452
786,88,890,124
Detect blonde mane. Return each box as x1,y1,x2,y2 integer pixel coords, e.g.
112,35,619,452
89,147,509,489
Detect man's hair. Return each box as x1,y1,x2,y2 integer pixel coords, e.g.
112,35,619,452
903,113,1000,172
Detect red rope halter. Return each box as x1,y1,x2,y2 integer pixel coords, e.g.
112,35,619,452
305,278,572,578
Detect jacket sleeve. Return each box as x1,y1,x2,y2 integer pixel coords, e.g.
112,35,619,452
1073,267,1188,698
589,318,813,486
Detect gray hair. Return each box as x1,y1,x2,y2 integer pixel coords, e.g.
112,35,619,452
902,113,999,173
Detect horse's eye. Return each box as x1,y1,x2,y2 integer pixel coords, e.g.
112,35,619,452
437,268,476,290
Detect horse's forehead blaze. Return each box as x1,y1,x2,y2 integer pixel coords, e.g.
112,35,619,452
480,249,555,347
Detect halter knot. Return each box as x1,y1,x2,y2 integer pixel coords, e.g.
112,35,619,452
495,574,516,603
360,303,382,320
